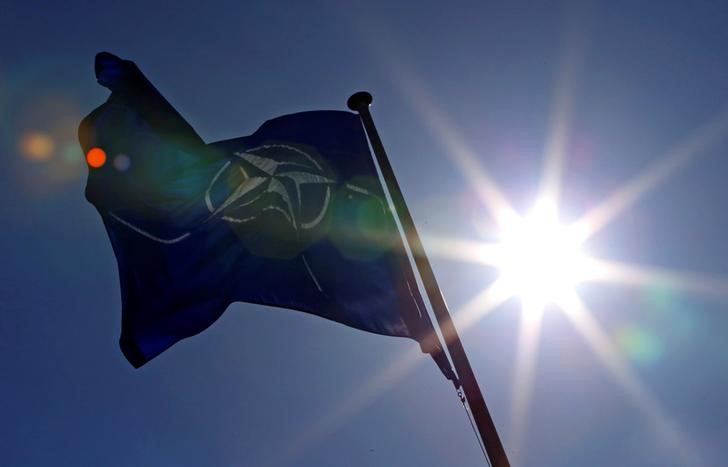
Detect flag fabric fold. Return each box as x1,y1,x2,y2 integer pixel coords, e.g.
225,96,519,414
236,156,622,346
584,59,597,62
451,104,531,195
80,52,453,380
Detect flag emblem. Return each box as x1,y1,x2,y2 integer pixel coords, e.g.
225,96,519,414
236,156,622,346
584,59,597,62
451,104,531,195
80,52,448,376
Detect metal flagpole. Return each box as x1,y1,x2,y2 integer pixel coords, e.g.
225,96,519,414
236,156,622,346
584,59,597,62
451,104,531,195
347,91,511,467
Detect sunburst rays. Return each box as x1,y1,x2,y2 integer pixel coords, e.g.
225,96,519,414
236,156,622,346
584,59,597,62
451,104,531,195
508,302,544,467
288,11,728,464
410,100,726,464
556,292,699,465
413,113,723,465
584,257,728,301
274,282,512,466
376,45,728,467
374,52,520,231
270,345,426,467
573,108,728,243
537,16,587,209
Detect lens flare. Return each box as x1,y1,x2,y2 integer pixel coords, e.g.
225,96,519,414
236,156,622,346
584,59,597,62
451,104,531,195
19,131,55,161
616,325,664,366
86,147,107,168
61,142,83,164
113,153,131,171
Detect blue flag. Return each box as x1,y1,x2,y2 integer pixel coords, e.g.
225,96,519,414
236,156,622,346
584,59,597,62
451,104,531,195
80,52,453,379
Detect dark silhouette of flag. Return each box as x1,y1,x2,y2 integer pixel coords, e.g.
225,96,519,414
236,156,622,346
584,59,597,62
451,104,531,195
80,52,452,379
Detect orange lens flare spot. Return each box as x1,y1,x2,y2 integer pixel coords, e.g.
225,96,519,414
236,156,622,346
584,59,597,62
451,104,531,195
19,132,55,160
86,147,107,168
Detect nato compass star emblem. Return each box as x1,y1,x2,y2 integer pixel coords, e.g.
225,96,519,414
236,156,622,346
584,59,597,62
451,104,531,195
104,142,390,289
107,142,386,254
203,143,387,259
205,143,338,231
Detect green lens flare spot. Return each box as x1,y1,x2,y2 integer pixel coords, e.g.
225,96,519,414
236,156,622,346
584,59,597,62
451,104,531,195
617,326,664,366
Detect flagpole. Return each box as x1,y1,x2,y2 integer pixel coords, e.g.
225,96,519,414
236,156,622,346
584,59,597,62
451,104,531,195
348,91,510,467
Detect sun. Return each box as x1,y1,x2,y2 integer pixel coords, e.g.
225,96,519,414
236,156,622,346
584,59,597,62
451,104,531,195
496,198,590,310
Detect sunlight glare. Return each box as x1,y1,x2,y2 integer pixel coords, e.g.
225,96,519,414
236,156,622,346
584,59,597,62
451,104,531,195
583,257,728,301
557,292,697,465
497,198,589,309
509,301,544,465
573,108,728,242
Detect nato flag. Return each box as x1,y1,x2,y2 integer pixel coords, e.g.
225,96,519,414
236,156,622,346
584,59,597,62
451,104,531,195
79,53,451,377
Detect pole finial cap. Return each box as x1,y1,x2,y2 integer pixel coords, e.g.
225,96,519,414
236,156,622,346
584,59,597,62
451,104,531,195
347,91,373,112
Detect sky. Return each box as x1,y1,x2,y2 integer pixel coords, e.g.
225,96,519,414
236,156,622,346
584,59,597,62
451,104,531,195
3,1,728,466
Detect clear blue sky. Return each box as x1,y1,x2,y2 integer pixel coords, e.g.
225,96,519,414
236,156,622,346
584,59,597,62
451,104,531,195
3,1,728,466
